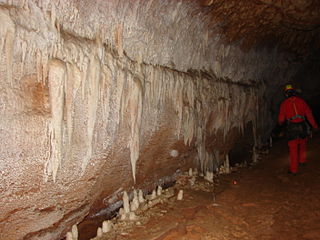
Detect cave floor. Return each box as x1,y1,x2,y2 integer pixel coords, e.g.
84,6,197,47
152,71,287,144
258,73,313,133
92,136,320,240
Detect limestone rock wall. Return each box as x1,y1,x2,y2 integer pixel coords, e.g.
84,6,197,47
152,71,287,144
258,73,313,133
0,1,300,239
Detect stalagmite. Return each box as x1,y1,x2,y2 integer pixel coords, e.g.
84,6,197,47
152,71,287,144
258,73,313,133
197,144,206,174
71,224,78,240
188,168,193,176
97,227,103,237
205,171,214,183
189,176,196,185
133,189,138,199
123,191,130,214
177,190,184,200
157,186,162,196
130,193,139,212
138,190,145,203
120,213,126,220
102,220,112,233
129,212,137,221
66,232,73,240
225,154,230,174
150,189,157,200
193,168,198,176
119,208,124,216
252,146,258,163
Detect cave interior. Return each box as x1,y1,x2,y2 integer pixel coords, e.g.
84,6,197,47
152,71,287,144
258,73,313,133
0,0,320,239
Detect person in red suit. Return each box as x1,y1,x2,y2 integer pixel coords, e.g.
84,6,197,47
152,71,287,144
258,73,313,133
278,84,318,175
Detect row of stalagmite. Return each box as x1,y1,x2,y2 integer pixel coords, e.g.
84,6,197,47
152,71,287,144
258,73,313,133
64,167,222,240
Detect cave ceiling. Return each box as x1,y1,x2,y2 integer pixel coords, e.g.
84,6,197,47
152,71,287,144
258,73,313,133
201,0,320,57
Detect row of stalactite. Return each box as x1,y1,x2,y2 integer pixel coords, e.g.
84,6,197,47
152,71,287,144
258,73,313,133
0,5,262,184
44,38,261,183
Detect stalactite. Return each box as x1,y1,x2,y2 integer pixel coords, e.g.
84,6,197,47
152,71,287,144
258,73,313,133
213,150,220,171
183,107,195,146
197,144,205,174
20,40,27,72
0,9,15,86
115,23,124,58
65,63,81,145
36,49,42,82
100,65,111,131
80,59,88,95
82,53,101,172
46,59,66,182
116,68,126,127
127,74,143,183
175,76,184,138
5,26,14,85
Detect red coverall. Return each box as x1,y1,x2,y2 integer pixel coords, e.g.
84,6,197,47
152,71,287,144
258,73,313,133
278,96,318,173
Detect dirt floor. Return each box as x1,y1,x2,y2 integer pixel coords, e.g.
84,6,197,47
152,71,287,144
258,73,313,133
89,136,320,240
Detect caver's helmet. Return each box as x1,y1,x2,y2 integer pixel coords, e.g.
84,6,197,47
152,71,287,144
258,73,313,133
284,84,294,92
284,84,296,97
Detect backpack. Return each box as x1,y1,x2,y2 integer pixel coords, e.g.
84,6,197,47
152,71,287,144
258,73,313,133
286,121,310,140
285,99,310,140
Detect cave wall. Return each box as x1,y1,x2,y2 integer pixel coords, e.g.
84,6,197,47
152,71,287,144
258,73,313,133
0,0,301,239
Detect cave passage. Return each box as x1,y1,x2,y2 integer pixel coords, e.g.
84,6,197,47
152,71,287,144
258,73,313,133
1,1,320,240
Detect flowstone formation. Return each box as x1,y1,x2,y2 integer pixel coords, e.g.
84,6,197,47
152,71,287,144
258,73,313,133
0,0,303,239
